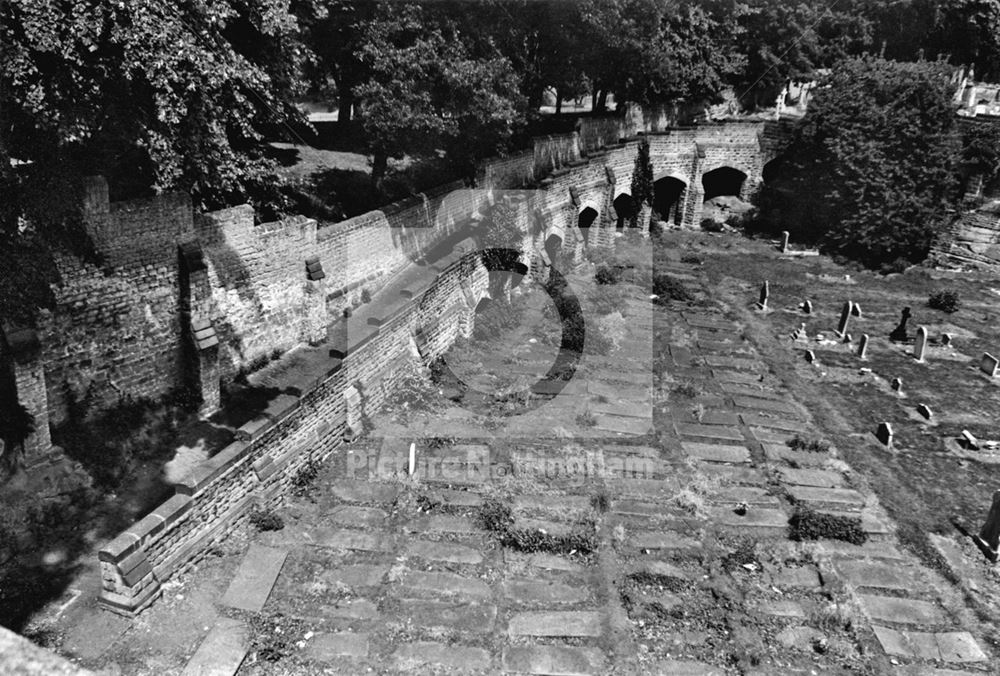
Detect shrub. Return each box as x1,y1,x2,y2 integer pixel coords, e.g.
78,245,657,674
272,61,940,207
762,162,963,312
671,382,700,399
248,508,284,532
595,265,621,285
473,299,524,341
291,459,322,495
360,288,371,303
478,496,515,533
591,490,610,513
576,411,598,427
928,290,960,313
478,496,597,554
786,436,830,453
788,506,867,545
652,274,694,305
680,254,703,265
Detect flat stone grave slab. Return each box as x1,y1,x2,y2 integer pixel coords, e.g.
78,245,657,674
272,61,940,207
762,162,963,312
516,494,592,515
713,507,788,532
590,401,653,418
697,339,752,353
405,540,483,565
220,544,288,612
628,530,700,551
403,514,479,535
732,396,805,417
778,467,844,487
719,382,783,399
786,485,865,508
681,442,751,464
818,509,890,537
396,570,491,600
427,487,482,507
311,528,394,553
649,659,726,675
392,642,493,672
502,577,591,605
872,627,988,663
508,610,602,637
684,314,740,332
670,345,694,366
392,599,497,630
330,480,400,504
712,370,768,385
304,631,369,660
595,414,653,436
323,564,389,589
858,595,947,626
608,477,682,499
763,444,830,468
835,560,928,592
501,645,606,675
704,356,764,371
320,597,378,620
774,565,822,589
759,600,807,619
675,423,744,441
709,486,780,507
326,505,387,528
740,413,809,433
750,427,796,444
696,411,741,426
697,464,767,486
181,618,247,676
507,552,585,572
588,381,651,400
589,368,653,386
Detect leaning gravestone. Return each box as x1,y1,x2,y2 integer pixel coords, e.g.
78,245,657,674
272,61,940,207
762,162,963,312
975,490,1000,562
891,377,903,394
913,326,928,363
916,404,932,420
981,353,999,377
780,230,790,253
836,301,853,336
962,430,980,450
801,300,812,314
941,332,953,347
857,334,869,360
851,303,862,318
842,333,852,344
875,422,893,448
757,281,769,310
805,350,817,364
792,323,808,341
889,307,911,342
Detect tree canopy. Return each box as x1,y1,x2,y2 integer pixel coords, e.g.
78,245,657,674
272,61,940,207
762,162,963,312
759,57,961,270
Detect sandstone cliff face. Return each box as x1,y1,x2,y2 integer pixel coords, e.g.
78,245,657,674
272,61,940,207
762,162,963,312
933,200,1000,270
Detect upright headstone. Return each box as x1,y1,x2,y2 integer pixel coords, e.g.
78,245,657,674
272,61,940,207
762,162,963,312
975,490,1000,562
857,334,869,360
916,404,933,420
941,332,953,347
891,377,903,393
801,300,813,314
889,307,912,342
792,323,808,341
875,422,893,448
757,280,769,310
780,230,790,253
913,326,929,363
851,303,862,318
981,352,999,377
805,350,817,364
836,301,852,336
842,333,852,344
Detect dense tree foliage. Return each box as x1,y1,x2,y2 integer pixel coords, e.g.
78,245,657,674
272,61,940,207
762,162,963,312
353,3,524,185
759,57,961,270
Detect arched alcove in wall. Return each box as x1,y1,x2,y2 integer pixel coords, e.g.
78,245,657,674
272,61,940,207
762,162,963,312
613,193,637,230
653,176,686,224
577,206,598,242
701,166,747,201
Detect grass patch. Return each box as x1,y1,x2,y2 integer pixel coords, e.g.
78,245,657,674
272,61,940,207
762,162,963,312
248,508,284,532
671,382,700,399
477,496,598,555
246,612,309,664
653,273,695,305
788,506,867,545
595,265,622,285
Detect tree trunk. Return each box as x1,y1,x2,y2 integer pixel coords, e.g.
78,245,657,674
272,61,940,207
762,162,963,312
337,91,353,126
555,90,562,115
371,153,388,191
596,90,608,113
591,90,598,112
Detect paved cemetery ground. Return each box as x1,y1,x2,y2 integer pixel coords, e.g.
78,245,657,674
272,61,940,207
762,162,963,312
32,229,1000,675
